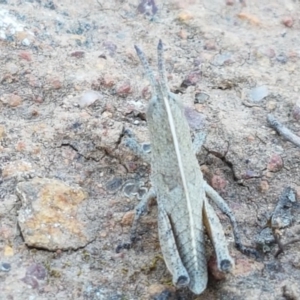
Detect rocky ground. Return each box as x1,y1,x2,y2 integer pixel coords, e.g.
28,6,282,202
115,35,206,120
1,0,300,299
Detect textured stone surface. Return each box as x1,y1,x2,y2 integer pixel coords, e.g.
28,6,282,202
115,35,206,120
17,178,95,251
2,161,34,179
1,0,300,298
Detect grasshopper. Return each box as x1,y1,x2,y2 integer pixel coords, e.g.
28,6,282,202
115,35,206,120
124,40,257,295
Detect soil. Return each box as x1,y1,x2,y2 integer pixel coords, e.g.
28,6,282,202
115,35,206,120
1,0,300,299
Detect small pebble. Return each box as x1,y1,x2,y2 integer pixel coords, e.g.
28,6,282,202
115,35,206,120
276,53,288,64
16,141,26,152
142,143,151,153
242,170,259,179
26,74,40,88
281,16,294,28
194,92,209,104
8,94,22,107
19,51,32,61
194,104,205,112
137,0,158,17
0,262,11,272
237,12,260,26
267,154,283,172
265,171,273,178
79,91,102,108
49,78,62,89
266,100,277,111
22,38,31,46
102,111,113,118
265,48,276,58
184,107,206,130
99,231,107,238
177,11,194,22
121,211,134,226
70,51,85,58
34,95,43,104
116,82,132,97
4,245,14,256
211,175,227,191
101,74,116,88
259,180,269,193
248,86,269,102
181,71,201,88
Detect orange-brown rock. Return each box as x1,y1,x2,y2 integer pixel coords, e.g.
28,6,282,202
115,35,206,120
17,178,95,251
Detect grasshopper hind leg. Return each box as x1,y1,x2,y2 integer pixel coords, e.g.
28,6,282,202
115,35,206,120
157,202,190,288
203,198,234,273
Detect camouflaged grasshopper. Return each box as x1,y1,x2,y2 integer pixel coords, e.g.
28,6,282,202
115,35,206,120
124,40,257,295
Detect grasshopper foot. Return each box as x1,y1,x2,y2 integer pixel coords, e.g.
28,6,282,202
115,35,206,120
129,201,149,242
176,275,190,287
116,189,156,254
236,242,261,259
220,259,233,273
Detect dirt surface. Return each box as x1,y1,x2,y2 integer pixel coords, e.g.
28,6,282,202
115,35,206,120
1,0,300,299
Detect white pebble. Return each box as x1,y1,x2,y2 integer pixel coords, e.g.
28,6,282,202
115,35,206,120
249,86,269,102
79,91,102,108
22,38,30,46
